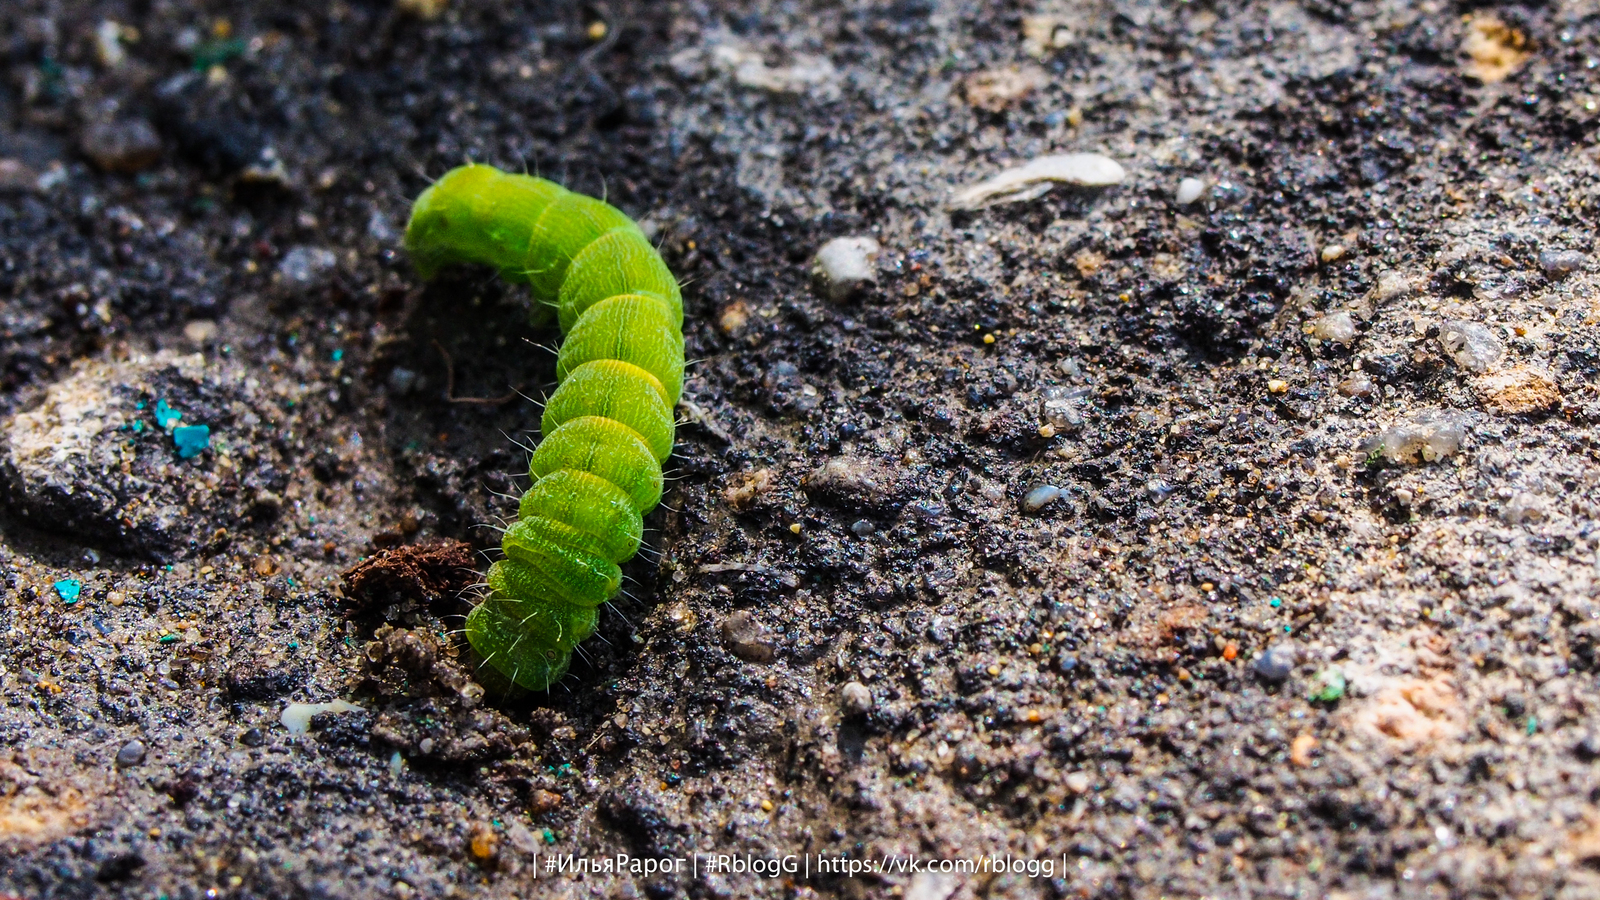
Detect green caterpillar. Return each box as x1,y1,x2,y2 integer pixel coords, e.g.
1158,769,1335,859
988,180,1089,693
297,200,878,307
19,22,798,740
404,163,684,690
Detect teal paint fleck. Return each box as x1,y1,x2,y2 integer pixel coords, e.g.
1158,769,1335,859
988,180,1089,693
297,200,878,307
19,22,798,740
154,399,182,428
541,829,556,844
173,425,211,459
159,634,180,644
1269,597,1282,608
331,349,344,362
191,37,246,70
131,420,145,433
53,579,82,603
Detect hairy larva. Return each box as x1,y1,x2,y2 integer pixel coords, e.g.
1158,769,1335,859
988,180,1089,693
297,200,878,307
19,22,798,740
404,163,684,690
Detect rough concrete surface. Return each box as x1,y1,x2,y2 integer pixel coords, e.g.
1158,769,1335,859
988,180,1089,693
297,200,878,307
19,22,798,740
2,0,1600,898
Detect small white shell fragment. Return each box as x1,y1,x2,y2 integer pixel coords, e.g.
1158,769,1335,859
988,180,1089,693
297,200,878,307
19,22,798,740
812,236,882,302
1174,177,1206,205
281,699,364,736
949,153,1126,210
711,44,838,96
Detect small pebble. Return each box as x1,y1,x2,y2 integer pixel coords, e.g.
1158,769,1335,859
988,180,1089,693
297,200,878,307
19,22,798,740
1362,411,1469,464
468,823,499,861
239,727,265,747
1338,373,1375,398
1438,320,1503,373
1289,733,1318,768
278,246,339,285
1539,249,1586,279
115,740,147,768
1174,176,1206,205
811,236,881,302
839,682,874,716
1057,653,1079,674
1501,492,1545,525
183,320,219,344
81,118,163,173
1022,484,1062,512
1320,244,1346,263
280,699,364,735
721,611,776,663
1476,366,1560,415
1309,311,1356,343
850,520,876,537
94,20,126,68
1252,643,1296,683
1040,386,1088,430
387,367,419,395
1372,271,1414,302
0,158,39,193
1064,771,1091,794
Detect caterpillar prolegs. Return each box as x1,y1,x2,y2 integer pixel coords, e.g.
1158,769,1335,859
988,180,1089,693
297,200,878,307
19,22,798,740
404,164,684,690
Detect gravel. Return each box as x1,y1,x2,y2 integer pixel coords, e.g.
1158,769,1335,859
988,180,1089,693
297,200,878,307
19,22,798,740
113,740,145,768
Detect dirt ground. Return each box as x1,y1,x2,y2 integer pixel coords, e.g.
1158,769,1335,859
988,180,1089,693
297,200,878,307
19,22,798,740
3,0,1600,897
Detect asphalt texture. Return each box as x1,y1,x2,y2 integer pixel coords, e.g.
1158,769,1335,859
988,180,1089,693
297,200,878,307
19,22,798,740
3,1,1600,898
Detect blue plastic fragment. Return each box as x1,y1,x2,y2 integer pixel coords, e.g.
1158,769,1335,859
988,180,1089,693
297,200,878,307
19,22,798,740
53,579,82,603
154,399,182,428
131,420,144,433
173,425,211,459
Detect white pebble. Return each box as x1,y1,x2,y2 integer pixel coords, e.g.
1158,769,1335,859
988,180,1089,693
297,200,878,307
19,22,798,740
1502,492,1545,524
839,682,874,715
1310,311,1356,343
811,237,882,302
95,21,126,68
1363,412,1470,465
280,699,364,736
183,319,219,344
1372,272,1413,302
1438,320,1503,373
1022,484,1062,512
1174,177,1206,205
278,246,338,285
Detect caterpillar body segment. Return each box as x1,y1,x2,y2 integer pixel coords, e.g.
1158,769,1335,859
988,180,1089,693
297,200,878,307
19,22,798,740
405,163,683,690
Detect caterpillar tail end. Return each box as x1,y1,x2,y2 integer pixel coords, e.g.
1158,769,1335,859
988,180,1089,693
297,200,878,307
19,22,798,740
465,599,573,692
